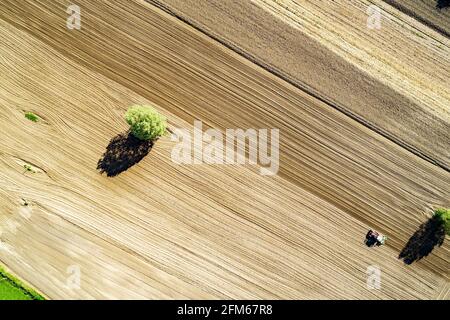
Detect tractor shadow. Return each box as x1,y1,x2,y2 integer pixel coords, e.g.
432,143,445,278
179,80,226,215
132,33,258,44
437,0,450,9
398,215,446,265
97,131,154,177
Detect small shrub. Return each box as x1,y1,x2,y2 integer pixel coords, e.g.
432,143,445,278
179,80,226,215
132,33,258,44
24,112,39,122
433,208,450,235
23,164,37,173
125,105,167,141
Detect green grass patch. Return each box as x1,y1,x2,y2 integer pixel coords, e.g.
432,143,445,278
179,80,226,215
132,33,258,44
433,208,450,236
0,266,44,300
24,112,39,122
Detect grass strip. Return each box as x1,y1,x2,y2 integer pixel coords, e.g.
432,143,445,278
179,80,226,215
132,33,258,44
0,266,45,300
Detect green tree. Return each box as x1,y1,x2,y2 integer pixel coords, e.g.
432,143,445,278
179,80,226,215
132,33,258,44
434,208,450,236
125,105,167,141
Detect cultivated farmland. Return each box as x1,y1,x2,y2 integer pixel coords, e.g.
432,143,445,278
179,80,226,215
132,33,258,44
0,0,448,299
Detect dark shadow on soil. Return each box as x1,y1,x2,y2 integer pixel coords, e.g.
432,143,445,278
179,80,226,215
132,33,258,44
97,131,154,177
437,0,450,9
398,215,446,265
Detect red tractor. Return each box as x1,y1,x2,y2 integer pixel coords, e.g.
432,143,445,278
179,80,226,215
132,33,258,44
365,230,387,247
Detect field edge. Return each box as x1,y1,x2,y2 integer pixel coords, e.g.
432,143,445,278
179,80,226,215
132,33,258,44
0,264,46,300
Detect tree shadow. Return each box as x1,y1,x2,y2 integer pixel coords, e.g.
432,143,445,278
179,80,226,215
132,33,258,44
437,0,450,9
97,131,154,177
398,215,446,265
